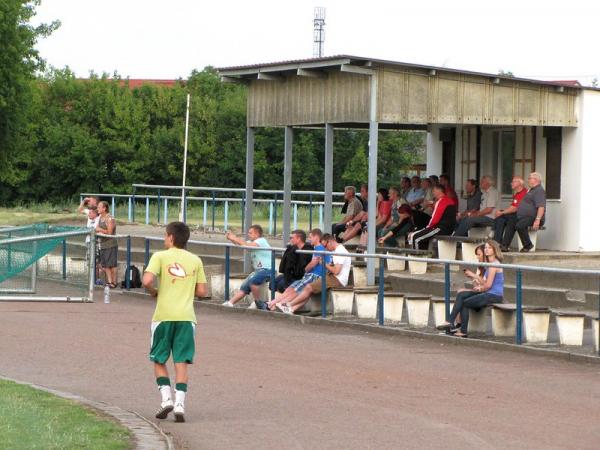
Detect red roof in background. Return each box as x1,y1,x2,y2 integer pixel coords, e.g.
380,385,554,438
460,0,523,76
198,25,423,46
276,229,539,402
544,80,581,87
120,79,181,89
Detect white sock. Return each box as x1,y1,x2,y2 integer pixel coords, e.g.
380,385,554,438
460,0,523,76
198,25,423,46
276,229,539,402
175,389,186,406
159,385,172,403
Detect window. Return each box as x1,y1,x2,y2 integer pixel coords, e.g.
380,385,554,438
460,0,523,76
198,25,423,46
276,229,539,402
545,127,562,199
495,127,536,195
461,127,478,192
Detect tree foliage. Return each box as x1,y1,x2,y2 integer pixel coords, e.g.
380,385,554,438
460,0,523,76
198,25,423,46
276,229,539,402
0,2,425,205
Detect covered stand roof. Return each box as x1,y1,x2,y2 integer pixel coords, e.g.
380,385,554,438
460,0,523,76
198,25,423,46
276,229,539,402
217,55,579,129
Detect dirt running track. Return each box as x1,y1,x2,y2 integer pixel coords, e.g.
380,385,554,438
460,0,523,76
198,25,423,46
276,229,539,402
1,292,600,449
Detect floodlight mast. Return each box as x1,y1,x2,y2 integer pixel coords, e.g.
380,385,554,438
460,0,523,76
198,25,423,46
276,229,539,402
313,7,326,58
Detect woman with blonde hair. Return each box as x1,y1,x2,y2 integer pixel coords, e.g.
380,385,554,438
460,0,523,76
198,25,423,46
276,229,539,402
437,240,504,337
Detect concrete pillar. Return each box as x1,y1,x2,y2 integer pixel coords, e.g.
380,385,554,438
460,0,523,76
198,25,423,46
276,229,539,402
282,126,293,243
426,124,443,176
324,123,334,234
366,75,378,285
244,127,255,272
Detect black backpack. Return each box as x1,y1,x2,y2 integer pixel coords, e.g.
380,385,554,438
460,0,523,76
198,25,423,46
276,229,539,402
121,265,142,288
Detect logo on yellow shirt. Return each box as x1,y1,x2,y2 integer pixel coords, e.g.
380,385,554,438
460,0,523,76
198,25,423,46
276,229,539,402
167,262,187,280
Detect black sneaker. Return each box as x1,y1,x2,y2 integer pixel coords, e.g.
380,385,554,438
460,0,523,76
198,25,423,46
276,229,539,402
520,245,533,253
255,300,269,311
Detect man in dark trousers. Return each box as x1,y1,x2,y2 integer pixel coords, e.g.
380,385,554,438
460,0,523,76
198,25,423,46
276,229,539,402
516,172,546,252
273,230,313,293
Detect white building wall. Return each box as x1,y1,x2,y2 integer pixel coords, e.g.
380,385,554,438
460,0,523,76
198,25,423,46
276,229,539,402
575,90,600,250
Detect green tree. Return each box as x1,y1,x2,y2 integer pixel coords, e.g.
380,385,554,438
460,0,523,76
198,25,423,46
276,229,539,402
0,0,59,192
342,146,369,186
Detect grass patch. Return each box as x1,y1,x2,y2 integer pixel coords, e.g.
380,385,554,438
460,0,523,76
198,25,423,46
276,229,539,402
0,379,131,450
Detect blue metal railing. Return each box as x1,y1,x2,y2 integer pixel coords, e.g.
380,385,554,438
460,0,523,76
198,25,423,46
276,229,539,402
88,232,600,356
80,191,342,234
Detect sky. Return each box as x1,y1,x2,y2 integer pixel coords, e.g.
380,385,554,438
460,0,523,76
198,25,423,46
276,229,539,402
33,0,600,85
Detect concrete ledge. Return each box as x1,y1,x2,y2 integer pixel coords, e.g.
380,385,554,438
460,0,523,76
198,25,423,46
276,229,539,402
0,375,172,450
120,290,600,364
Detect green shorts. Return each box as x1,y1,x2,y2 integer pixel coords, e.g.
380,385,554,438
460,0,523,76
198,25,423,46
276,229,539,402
149,321,196,364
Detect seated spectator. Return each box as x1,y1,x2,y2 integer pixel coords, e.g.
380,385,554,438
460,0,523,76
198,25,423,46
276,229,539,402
268,228,330,311
428,174,440,187
378,187,401,238
399,177,411,202
273,229,313,293
344,188,391,244
439,174,459,206
332,186,363,242
279,234,351,314
378,204,415,247
437,240,504,337
452,243,486,327
454,176,499,236
341,185,368,243
420,178,434,215
406,176,425,208
515,172,546,252
223,225,272,309
408,184,457,250
493,176,527,251
457,179,482,219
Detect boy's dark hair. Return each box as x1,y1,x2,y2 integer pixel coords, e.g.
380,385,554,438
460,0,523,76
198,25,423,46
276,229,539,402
166,221,190,248
433,184,447,194
291,229,306,242
310,228,323,239
321,233,334,243
249,224,263,236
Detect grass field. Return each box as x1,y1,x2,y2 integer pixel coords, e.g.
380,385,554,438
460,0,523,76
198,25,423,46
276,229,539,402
1,201,344,232
0,379,131,449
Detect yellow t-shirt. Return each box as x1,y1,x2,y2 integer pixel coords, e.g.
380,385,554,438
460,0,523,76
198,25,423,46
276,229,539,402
146,247,207,323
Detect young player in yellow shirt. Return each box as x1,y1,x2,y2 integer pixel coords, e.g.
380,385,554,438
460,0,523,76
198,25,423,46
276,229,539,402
143,222,207,422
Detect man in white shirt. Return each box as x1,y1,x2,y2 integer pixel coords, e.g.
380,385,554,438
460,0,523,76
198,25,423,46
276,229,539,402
454,176,499,236
283,233,351,314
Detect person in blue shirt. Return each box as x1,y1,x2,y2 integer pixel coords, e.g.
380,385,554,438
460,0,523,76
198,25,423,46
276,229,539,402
268,228,331,312
223,225,272,308
436,240,504,337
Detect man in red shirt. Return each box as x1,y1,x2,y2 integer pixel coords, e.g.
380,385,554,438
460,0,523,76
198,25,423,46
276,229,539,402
493,176,527,251
408,185,457,250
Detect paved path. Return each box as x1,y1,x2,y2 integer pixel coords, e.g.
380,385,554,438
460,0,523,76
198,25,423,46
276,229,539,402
1,292,600,449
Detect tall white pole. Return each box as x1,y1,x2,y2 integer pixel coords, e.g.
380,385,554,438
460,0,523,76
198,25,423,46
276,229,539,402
180,93,191,221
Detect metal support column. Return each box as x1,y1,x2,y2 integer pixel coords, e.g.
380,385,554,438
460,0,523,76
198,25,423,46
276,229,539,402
244,127,255,272
366,74,379,285
282,126,293,243
324,123,334,234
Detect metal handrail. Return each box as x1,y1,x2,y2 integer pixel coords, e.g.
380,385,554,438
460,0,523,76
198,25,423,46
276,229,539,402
131,183,346,196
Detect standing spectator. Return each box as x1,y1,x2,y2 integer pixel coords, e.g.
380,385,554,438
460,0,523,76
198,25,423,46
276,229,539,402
408,184,457,250
516,172,546,252
458,179,482,219
268,229,330,311
453,176,499,236
378,204,415,247
281,234,351,314
78,196,99,215
273,230,313,293
494,176,527,251
406,176,425,208
437,240,504,337
96,201,118,288
223,225,272,308
439,174,459,206
332,186,363,242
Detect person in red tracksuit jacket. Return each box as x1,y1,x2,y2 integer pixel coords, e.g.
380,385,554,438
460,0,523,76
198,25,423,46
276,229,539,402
408,184,457,250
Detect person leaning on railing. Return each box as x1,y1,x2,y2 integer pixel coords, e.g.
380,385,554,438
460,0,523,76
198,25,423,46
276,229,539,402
437,240,504,338
222,225,272,309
